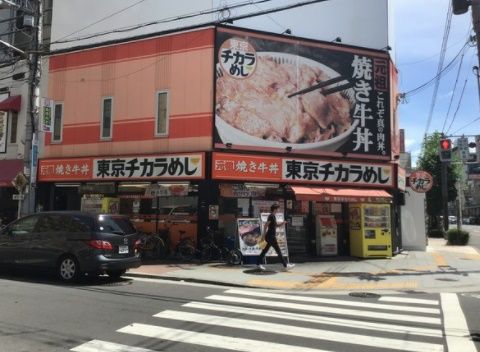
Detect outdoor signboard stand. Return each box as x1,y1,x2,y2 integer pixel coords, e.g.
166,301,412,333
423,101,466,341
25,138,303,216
237,213,290,267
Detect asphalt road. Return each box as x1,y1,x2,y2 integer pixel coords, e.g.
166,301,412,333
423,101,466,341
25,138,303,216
463,224,480,250
0,270,478,352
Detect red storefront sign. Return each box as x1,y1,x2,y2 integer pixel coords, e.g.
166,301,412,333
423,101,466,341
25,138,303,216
38,153,205,182
212,152,394,188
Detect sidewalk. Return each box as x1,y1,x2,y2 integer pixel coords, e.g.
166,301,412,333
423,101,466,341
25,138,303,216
127,238,480,292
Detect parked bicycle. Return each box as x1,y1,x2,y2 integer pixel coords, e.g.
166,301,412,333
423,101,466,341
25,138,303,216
138,229,169,260
199,227,242,265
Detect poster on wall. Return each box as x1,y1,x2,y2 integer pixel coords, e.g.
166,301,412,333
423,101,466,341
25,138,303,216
237,218,263,256
260,213,289,257
0,111,7,153
214,27,391,158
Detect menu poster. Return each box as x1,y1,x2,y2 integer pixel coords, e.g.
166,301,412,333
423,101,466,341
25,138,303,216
237,218,263,256
261,213,289,257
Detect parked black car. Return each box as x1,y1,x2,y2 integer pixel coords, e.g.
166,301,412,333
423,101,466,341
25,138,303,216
0,211,141,282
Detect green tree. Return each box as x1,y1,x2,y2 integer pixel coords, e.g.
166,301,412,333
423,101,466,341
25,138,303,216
416,132,460,230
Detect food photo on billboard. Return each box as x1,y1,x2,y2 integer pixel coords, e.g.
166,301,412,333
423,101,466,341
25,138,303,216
237,218,263,256
214,26,392,158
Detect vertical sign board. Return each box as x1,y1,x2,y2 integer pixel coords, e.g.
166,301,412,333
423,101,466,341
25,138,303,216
476,135,480,163
0,111,7,153
456,137,469,162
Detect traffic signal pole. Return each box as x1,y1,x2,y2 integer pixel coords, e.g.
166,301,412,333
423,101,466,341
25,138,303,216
441,162,449,231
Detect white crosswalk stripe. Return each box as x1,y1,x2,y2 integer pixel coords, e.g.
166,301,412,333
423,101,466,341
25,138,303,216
206,294,442,324
153,310,443,352
70,289,461,352
183,301,443,337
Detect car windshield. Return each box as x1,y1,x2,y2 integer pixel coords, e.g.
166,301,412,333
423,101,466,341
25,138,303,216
97,215,136,235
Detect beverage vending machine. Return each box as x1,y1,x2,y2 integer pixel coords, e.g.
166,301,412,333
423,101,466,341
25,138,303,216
349,203,392,258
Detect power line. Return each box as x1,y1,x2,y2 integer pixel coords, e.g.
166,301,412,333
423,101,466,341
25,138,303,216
446,78,469,134
423,3,452,138
401,42,469,98
442,51,465,133
451,116,480,134
51,0,276,45
54,0,149,43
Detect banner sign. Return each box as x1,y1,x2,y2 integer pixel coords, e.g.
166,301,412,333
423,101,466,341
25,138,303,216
38,153,205,181
212,152,393,187
0,111,7,153
237,218,263,256
40,98,53,133
214,27,391,158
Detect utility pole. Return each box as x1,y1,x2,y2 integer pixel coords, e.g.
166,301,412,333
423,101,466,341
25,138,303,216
473,0,480,68
22,0,41,216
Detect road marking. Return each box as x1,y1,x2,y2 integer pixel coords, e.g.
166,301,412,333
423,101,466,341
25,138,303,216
184,301,443,337
154,310,443,352
118,323,334,352
441,293,477,352
379,296,439,306
71,339,155,352
206,295,442,325
225,289,440,314
432,252,448,267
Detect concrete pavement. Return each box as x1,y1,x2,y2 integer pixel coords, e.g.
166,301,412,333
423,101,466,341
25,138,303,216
127,238,480,292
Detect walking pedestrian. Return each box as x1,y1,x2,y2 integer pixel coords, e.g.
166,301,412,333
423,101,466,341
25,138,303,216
256,204,294,271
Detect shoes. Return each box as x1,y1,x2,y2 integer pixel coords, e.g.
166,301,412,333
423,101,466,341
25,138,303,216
283,263,295,271
257,264,266,271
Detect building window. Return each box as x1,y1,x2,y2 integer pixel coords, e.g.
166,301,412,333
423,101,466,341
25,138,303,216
156,91,169,136
9,111,17,144
52,103,63,143
101,97,113,140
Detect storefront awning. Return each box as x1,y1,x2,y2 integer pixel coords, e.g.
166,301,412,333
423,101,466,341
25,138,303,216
0,159,23,187
291,186,392,203
0,95,21,112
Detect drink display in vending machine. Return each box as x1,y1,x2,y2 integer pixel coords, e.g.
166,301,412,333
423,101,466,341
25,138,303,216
349,203,392,258
315,215,338,256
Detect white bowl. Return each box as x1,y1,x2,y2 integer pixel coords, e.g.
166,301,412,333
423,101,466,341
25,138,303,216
216,52,358,152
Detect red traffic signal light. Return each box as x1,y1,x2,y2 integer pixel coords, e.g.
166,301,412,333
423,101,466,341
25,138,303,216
440,139,452,151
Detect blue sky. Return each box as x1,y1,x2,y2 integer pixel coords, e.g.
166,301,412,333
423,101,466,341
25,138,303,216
395,0,478,163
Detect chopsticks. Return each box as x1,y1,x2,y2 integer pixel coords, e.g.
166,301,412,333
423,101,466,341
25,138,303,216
287,76,354,98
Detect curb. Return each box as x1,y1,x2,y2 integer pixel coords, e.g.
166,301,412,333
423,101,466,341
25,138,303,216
126,271,255,289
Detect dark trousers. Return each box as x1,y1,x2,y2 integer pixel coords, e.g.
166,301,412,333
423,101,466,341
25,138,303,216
256,237,286,267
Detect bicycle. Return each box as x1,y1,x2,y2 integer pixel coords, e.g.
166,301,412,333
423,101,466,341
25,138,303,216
199,227,242,265
175,230,198,261
138,229,169,260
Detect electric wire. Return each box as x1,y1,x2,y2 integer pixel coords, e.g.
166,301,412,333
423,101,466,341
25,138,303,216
441,51,465,133
451,117,480,135
401,41,469,98
54,0,149,43
446,78,469,134
50,0,276,45
424,2,452,138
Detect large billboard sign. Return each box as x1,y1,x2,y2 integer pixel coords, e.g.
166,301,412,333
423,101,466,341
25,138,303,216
214,27,392,159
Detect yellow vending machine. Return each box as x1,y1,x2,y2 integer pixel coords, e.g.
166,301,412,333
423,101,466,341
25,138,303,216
349,203,392,258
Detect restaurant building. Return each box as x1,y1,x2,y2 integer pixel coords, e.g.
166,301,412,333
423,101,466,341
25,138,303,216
37,24,402,259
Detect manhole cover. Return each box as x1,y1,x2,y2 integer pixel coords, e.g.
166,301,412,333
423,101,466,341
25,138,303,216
349,292,381,299
435,278,459,282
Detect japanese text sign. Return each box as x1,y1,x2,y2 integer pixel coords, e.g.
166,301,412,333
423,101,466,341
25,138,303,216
212,153,393,188
38,153,204,182
215,27,391,158
409,170,433,193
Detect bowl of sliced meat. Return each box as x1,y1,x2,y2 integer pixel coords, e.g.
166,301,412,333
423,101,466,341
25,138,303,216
215,52,358,151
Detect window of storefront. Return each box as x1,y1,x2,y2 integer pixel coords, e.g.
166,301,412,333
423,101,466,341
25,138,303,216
155,91,169,136
101,97,113,140
52,102,63,143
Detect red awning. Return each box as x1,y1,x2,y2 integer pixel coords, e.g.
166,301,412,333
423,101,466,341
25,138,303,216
0,159,23,187
0,95,21,112
291,186,392,203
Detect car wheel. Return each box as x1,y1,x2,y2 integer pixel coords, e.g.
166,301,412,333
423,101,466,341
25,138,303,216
57,255,80,282
106,269,127,279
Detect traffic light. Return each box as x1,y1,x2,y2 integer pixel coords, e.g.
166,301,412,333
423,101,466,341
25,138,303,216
452,0,471,15
439,138,452,162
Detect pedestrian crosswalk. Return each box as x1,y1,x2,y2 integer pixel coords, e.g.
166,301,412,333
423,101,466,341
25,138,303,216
70,288,476,352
